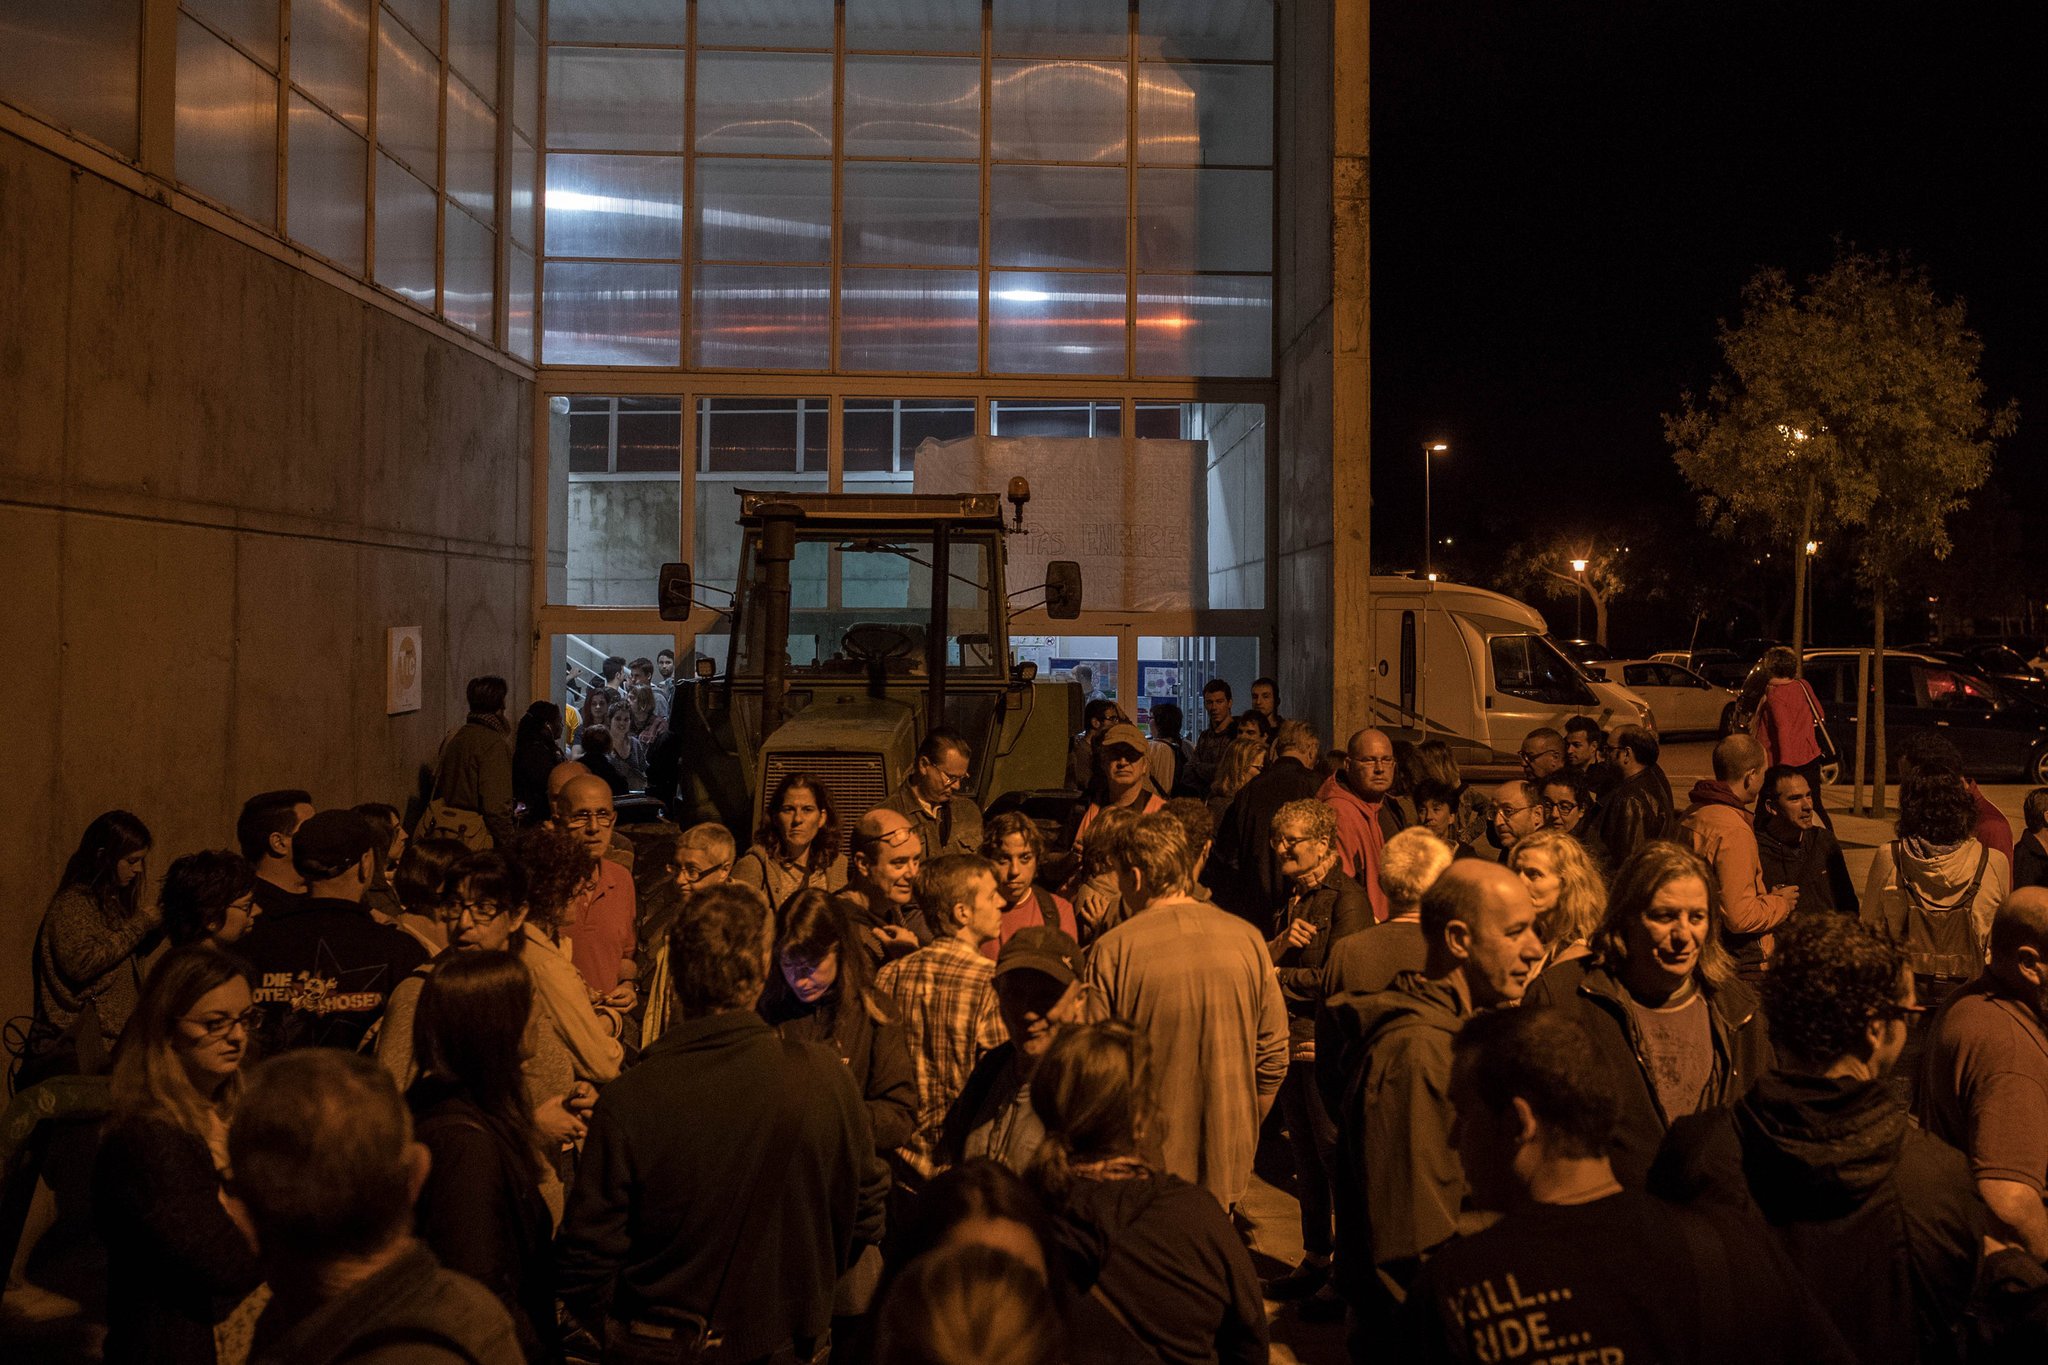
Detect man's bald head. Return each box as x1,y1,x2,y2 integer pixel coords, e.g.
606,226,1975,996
1991,887,2048,964
1343,728,1397,798
1712,733,1767,785
1419,860,1544,1007
852,807,921,904
856,807,915,847
553,773,616,857
548,759,590,803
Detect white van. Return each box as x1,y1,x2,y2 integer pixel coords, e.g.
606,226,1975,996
1366,576,1655,764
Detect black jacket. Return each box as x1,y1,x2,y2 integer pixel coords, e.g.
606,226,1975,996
761,985,920,1156
1754,820,1861,915
408,1080,561,1364
1525,957,1772,1190
555,1011,887,1359
1271,867,1374,1013
252,1239,522,1365
2015,833,2048,893
238,895,431,1053
1651,1071,1984,1365
93,1115,263,1365
1204,756,1324,930
1590,765,1677,864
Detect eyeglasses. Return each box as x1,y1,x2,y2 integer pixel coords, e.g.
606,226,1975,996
442,899,509,925
1495,804,1534,819
1544,799,1580,815
563,810,617,828
675,862,724,887
182,1007,260,1042
1269,832,1321,850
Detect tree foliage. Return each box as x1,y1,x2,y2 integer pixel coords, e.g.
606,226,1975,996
1499,536,1631,645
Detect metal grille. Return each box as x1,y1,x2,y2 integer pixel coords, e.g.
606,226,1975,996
761,751,889,856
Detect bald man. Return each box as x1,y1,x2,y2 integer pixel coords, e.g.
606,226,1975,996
551,773,639,995
1918,887,2048,1261
847,807,929,965
1326,860,1545,1338
549,758,631,873
1320,728,1411,921
1682,733,1797,981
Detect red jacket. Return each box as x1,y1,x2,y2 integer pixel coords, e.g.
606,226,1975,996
1755,679,1825,768
1317,774,1407,922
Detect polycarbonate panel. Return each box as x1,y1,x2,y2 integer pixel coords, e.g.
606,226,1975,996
990,60,1126,163
0,0,142,155
507,243,536,360
1138,0,1273,61
286,94,367,270
993,0,1128,56
545,153,684,259
516,0,535,30
1137,168,1271,272
989,164,1125,271
384,0,438,49
374,152,437,305
698,0,833,48
545,0,685,45
511,19,537,138
183,0,277,65
444,205,495,336
696,159,831,263
508,130,536,248
846,0,980,52
1137,62,1271,165
376,10,439,177
547,47,686,152
1136,274,1271,377
289,0,370,131
445,75,497,219
447,0,495,91
544,261,683,365
175,16,278,222
843,56,981,158
692,265,830,370
842,163,979,266
839,269,979,372
988,272,1126,375
694,51,831,155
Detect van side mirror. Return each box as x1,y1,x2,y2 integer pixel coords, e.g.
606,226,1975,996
658,562,694,621
1045,561,1083,620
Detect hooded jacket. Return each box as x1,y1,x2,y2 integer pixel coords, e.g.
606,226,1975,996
1651,1071,1985,1365
1316,773,1411,920
1327,971,1471,1298
1861,838,2011,981
251,1239,522,1365
1683,779,1793,973
1526,956,1771,1190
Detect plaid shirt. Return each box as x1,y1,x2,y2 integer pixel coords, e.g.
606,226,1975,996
877,935,1005,1177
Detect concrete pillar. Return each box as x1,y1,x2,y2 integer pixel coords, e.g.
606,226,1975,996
1275,0,1370,747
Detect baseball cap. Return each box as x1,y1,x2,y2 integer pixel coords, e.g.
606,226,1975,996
292,809,380,881
1099,722,1148,757
996,925,1084,985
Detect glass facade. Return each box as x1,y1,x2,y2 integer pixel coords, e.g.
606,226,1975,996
541,0,1275,378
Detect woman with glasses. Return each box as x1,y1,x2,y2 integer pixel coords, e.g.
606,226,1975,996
92,944,263,1365
407,950,560,1363
734,772,848,909
1509,828,1609,970
23,810,162,1085
159,850,260,950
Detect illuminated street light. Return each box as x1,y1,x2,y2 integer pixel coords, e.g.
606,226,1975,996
1570,559,1589,637
1423,442,1449,578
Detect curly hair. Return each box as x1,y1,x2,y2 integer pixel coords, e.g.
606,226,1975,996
1896,772,1977,848
1510,829,1608,952
1591,840,1736,989
1269,797,1338,848
1761,914,1910,1067
668,882,774,1015
507,826,594,936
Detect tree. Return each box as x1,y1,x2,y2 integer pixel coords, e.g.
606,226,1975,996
1500,537,1630,646
1667,247,2014,813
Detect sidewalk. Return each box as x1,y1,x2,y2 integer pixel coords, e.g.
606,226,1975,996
1825,780,2031,891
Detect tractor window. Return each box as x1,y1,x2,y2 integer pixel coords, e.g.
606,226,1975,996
734,532,1002,679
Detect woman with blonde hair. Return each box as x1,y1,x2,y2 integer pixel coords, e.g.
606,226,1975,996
1526,840,1769,1189
1509,828,1608,969
92,944,263,1365
1027,1021,1268,1365
1204,735,1269,822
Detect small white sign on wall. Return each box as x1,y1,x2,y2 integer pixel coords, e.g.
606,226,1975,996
387,626,423,715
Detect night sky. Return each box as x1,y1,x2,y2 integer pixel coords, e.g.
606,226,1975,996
1368,1,2048,643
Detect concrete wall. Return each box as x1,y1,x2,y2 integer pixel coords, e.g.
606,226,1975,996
1274,0,1370,745
1204,402,1267,612
564,477,680,606
0,128,533,1030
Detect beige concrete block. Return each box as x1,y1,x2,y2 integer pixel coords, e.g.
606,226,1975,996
59,514,236,875
231,533,360,807
356,544,449,808
285,272,366,524
0,505,65,1026
0,135,72,492
445,554,528,719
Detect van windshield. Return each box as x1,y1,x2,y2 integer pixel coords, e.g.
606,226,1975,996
1490,634,1597,707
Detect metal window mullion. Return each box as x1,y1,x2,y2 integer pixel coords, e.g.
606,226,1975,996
607,396,621,474
140,0,178,176
275,0,290,233
1123,7,1138,381
366,1,381,278
435,0,449,316
975,3,991,378
826,5,846,374
494,0,512,349
533,0,548,357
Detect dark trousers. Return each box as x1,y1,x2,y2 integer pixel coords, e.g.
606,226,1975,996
1278,1060,1339,1257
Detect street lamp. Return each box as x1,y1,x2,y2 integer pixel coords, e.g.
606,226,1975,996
1570,558,1589,638
1424,443,1449,579
1805,539,1820,643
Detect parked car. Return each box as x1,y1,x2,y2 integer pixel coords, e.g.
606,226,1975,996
1604,660,1738,738
1903,642,2048,701
1801,649,2048,783
1556,639,1617,665
1649,648,1749,689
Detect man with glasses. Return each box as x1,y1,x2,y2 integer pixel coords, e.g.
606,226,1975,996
884,728,984,861
237,809,429,1053
637,823,736,1046
551,774,639,996
1518,727,1568,784
1486,781,1544,863
1320,728,1413,922
848,808,930,966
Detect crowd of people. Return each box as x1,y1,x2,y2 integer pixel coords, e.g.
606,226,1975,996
16,665,2048,1365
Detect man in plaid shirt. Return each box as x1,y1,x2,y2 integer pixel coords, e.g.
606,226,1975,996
876,852,1008,1183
